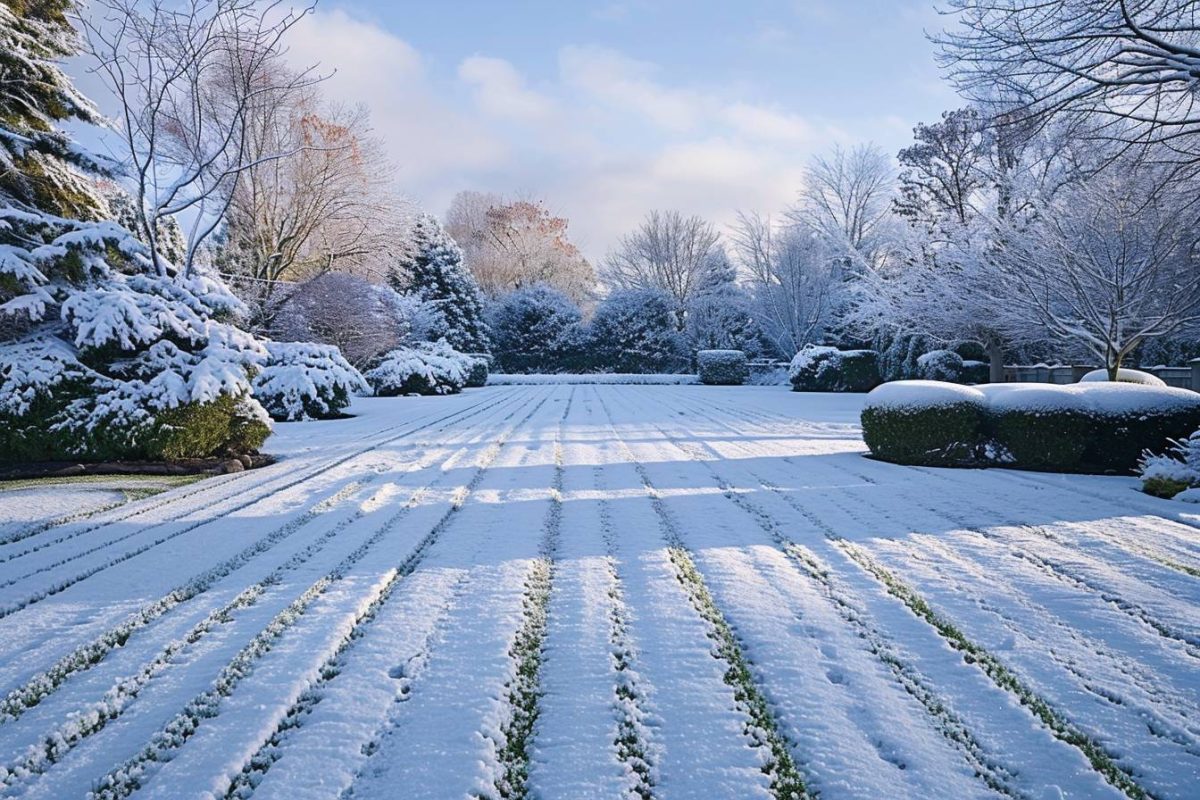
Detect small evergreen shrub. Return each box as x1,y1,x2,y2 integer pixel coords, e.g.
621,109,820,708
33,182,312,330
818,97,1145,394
916,349,964,382
1140,430,1200,498
465,355,489,388
697,350,748,385
952,341,987,362
252,341,368,421
789,346,880,392
365,341,471,396
861,382,987,466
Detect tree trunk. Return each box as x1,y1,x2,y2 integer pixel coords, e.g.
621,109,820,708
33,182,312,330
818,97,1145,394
986,338,1005,384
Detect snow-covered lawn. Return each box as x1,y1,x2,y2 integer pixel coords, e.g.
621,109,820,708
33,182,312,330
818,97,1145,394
0,384,1196,799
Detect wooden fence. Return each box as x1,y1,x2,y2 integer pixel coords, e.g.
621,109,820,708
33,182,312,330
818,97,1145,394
1002,363,1200,391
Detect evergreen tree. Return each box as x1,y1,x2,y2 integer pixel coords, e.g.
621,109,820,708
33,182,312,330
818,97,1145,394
487,284,583,373
0,0,270,463
389,214,490,353
0,0,108,217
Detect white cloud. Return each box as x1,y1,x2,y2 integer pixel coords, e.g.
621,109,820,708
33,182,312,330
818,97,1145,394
458,56,554,122
559,45,705,131
278,11,848,261
723,102,814,143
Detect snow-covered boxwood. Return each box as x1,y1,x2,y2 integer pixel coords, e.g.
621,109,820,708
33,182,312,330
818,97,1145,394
978,385,1091,470
789,346,880,392
861,381,987,466
862,380,1200,474
1140,431,1200,498
464,354,489,388
365,341,471,396
1077,384,1200,473
916,349,964,382
697,350,748,385
1079,368,1165,386
252,341,368,421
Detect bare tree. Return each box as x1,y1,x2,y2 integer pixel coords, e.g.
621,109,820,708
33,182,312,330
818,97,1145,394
601,210,725,326
80,0,316,276
219,66,407,327
935,0,1200,173
995,165,1200,378
733,212,842,356
787,143,897,272
446,191,595,304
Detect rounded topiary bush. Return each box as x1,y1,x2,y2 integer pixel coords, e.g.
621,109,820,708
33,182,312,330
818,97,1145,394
790,346,880,392
698,350,748,385
253,342,368,421
861,381,987,466
365,341,471,396
1079,368,1166,386
917,349,964,382
979,385,1091,470
1074,384,1200,473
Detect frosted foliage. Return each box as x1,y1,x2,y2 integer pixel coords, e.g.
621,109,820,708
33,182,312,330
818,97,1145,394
0,207,267,451
365,341,473,396
253,341,368,421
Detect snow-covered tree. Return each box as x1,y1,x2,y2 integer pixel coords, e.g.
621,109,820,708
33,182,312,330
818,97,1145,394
994,165,1200,378
684,253,768,359
389,214,490,353
936,0,1200,175
79,0,315,276
586,288,688,373
0,0,109,219
733,212,844,357
271,272,440,370
601,210,726,328
487,284,583,374
1,2,269,463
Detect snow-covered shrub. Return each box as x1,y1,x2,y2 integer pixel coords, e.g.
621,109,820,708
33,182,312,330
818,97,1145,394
252,341,368,421
271,273,441,370
0,213,272,463
877,333,932,382
916,349,964,382
697,350,748,385
1075,383,1200,473
1140,431,1200,498
586,289,688,374
861,381,988,466
862,380,1200,474
0,7,269,463
979,384,1091,470
1079,368,1166,387
487,284,582,373
365,341,471,396
464,354,489,388
789,346,880,392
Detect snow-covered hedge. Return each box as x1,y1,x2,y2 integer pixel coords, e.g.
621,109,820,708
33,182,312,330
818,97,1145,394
1079,368,1166,386
486,373,698,385
697,350,748,386
365,341,472,396
789,346,880,392
916,349,964,382
252,341,368,421
0,210,271,463
862,380,1200,473
861,381,988,466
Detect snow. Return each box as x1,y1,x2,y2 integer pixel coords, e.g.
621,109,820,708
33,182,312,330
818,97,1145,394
488,373,699,385
1080,368,1166,386
0,384,1197,799
862,379,986,410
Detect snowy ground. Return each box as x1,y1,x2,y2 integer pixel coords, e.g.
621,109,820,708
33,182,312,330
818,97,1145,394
0,384,1196,800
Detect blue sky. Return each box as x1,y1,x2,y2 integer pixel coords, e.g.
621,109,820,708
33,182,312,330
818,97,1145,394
82,1,963,261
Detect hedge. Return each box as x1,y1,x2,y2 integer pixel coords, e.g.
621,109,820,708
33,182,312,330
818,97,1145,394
789,346,880,392
862,380,1200,474
698,350,748,385
860,381,987,466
